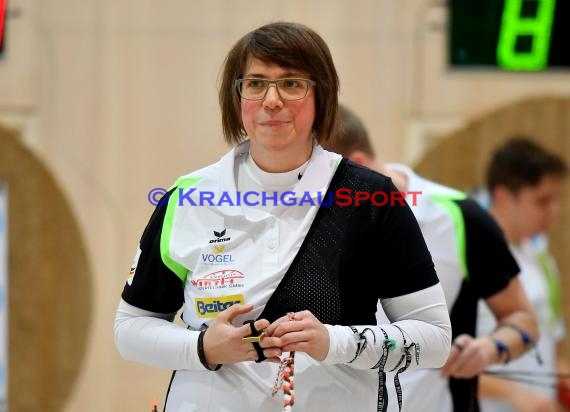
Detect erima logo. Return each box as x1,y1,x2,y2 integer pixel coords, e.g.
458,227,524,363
209,228,231,244
195,294,244,318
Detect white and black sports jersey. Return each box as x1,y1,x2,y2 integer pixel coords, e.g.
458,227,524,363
117,144,451,412
380,164,520,412
477,237,565,412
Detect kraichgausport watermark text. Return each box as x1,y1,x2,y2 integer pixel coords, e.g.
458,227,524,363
148,188,422,207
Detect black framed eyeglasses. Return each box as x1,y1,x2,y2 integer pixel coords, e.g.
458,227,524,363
235,78,316,101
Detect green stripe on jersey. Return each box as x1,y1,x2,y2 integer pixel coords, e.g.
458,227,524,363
161,176,202,282
431,192,469,280
537,251,562,324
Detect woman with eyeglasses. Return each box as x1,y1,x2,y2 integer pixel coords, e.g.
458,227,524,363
114,22,451,412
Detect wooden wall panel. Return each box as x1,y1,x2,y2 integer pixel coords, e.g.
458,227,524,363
0,125,92,412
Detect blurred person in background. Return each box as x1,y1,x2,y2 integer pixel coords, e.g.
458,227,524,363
114,22,452,412
477,138,569,412
323,105,539,412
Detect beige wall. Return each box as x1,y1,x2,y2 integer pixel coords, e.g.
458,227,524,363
1,0,570,410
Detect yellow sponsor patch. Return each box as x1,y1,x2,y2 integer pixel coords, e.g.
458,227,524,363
195,294,244,318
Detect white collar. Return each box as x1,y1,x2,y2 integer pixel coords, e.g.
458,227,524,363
216,140,341,217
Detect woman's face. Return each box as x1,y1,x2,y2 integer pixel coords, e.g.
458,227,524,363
240,58,316,164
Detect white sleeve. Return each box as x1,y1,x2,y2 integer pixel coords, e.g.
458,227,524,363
322,283,451,371
114,299,206,370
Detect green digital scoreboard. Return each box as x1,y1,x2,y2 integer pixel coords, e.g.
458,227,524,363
450,0,570,71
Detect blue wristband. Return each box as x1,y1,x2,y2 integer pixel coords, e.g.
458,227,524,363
490,337,511,364
500,323,532,346
500,323,543,365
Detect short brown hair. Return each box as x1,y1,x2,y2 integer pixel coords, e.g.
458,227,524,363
487,137,567,193
219,22,339,145
322,104,375,157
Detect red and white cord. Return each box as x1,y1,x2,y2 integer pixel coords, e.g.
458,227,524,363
272,312,296,411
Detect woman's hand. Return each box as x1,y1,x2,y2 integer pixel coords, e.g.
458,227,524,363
202,304,282,365
265,310,330,361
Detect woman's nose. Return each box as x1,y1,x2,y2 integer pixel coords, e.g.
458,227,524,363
263,84,283,109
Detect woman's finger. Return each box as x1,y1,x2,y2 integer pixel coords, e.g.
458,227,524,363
217,303,254,324
264,314,291,336
270,318,306,338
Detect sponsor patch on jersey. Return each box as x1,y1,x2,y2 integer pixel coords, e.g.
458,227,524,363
195,294,244,318
127,246,142,286
198,244,237,265
209,228,231,244
191,269,245,290
200,252,237,265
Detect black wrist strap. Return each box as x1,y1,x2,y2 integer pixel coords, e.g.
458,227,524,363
197,330,222,371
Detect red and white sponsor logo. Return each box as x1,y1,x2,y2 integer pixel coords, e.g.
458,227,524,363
190,269,245,290
127,247,142,286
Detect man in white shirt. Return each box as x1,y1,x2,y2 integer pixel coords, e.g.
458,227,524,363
323,105,539,411
476,138,568,412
